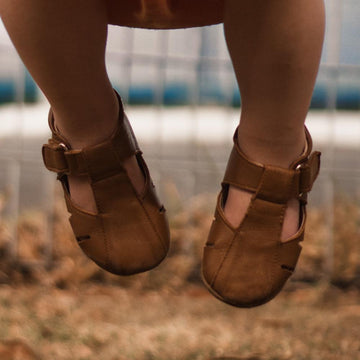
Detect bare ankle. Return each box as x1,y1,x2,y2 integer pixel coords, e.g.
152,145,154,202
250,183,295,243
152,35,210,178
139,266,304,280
237,127,306,168
52,92,120,149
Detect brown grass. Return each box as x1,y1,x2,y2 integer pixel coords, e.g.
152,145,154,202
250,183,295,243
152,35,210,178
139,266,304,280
0,283,359,360
0,185,359,290
0,185,360,359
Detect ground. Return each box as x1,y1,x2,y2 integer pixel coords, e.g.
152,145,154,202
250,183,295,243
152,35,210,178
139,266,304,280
0,184,360,360
0,283,359,360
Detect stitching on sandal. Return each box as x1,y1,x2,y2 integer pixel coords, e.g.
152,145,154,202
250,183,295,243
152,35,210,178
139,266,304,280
139,187,167,252
211,230,238,287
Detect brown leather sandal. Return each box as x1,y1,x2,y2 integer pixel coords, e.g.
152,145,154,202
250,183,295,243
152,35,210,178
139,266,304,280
202,126,321,307
42,92,170,275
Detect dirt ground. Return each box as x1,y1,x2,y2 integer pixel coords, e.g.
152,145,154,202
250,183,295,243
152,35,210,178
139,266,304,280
0,283,359,360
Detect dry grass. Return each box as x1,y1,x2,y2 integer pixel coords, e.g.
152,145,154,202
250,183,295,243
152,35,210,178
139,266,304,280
0,186,360,359
0,185,359,290
0,283,359,360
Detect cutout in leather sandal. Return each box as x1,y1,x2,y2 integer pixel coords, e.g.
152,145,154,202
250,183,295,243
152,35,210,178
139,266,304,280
202,126,321,307
42,92,170,275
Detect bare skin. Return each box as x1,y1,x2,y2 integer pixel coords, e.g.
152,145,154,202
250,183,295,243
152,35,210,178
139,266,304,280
0,0,325,238
0,0,144,213
223,0,325,240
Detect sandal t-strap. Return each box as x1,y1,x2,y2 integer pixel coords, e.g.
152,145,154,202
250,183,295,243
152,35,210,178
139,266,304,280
42,92,170,275
202,126,321,307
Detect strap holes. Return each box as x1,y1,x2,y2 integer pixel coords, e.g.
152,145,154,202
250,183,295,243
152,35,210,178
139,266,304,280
159,205,166,213
281,264,295,272
76,235,90,242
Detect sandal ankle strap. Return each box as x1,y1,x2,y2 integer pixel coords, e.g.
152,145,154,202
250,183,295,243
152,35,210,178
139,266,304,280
222,126,321,204
42,94,140,180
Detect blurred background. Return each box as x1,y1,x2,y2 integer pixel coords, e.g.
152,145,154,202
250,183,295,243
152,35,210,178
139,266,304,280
0,1,359,359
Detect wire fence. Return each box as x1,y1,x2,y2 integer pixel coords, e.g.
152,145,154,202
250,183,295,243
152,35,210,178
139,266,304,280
0,0,359,282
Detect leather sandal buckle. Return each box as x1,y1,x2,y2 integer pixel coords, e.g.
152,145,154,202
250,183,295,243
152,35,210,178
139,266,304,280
296,161,307,171
57,142,68,151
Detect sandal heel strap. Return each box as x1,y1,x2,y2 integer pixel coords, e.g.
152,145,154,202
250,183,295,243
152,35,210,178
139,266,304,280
222,126,321,203
42,95,139,179
298,150,321,194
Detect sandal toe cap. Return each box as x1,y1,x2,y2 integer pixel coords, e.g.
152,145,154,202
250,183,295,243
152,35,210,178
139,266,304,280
202,233,302,307
69,200,170,276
